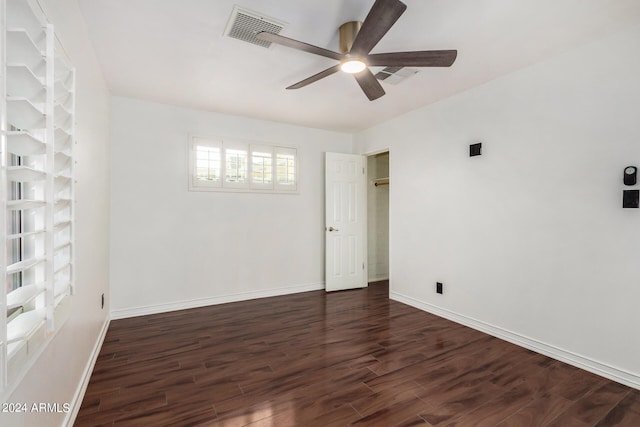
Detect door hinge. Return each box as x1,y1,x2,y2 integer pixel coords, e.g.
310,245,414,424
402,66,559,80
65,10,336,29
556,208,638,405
362,262,365,270
363,167,365,174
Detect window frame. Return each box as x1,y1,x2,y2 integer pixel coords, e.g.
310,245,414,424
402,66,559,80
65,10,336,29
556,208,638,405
188,135,299,194
190,137,222,190
1,4,76,393
222,140,249,189
250,144,274,190
274,146,298,192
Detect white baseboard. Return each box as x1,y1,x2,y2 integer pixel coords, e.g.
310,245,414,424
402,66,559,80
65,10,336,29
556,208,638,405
110,282,326,320
391,291,640,391
64,317,111,427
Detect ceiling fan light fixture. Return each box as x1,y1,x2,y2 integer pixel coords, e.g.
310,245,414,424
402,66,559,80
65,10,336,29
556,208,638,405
259,0,458,100
341,59,367,74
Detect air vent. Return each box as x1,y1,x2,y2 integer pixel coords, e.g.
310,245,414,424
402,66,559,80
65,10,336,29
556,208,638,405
224,6,286,48
375,66,420,85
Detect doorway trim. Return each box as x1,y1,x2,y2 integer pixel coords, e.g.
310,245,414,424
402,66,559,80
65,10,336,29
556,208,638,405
325,152,367,291
364,148,391,285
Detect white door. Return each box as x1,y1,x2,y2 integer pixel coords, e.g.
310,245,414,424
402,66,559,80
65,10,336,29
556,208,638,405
325,152,366,292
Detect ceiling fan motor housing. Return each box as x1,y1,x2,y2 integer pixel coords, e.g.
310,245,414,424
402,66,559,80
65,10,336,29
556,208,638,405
339,21,363,54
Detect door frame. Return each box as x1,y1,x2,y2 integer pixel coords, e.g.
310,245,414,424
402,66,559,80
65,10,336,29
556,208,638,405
325,152,367,291
363,147,391,285
323,148,391,291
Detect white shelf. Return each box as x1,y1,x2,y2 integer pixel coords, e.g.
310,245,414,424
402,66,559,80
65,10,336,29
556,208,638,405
7,166,46,182
55,76,72,94
54,56,74,109
55,241,71,252
6,309,46,344
54,104,72,130
7,97,45,129
7,131,46,155
7,199,46,211
55,127,71,138
6,29,45,73
6,256,45,275
7,229,45,240
55,172,72,181
54,281,71,298
54,294,66,307
55,127,73,152
55,152,72,173
6,0,46,41
54,263,71,275
55,198,72,207
7,27,45,51
55,91,72,110
6,284,45,310
54,55,71,80
54,262,71,274
55,175,71,191
54,220,71,231
7,64,46,102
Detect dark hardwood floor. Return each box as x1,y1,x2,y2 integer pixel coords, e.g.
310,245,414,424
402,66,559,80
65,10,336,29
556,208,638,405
76,281,640,426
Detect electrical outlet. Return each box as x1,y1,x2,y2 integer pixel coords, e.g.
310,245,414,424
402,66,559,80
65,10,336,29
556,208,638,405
436,282,443,294
101,293,105,309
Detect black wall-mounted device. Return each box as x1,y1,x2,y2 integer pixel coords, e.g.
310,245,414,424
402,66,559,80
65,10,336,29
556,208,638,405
469,143,482,157
623,190,639,208
436,282,443,294
624,166,637,186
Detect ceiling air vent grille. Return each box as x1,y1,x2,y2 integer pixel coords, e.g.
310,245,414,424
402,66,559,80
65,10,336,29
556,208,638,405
375,66,420,85
224,6,286,48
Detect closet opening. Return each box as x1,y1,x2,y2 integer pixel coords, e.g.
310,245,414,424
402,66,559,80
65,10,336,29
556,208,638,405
367,151,389,285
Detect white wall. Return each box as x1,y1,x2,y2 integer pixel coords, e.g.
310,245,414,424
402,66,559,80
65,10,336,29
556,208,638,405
1,0,112,426
356,24,640,388
109,97,353,317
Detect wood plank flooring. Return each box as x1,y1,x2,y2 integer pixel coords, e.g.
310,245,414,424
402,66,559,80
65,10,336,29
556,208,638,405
76,281,640,426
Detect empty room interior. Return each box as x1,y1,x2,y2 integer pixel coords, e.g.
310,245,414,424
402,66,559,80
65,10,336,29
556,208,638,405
1,0,640,425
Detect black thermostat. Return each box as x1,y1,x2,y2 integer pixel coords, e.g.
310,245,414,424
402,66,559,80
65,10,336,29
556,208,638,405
623,166,637,186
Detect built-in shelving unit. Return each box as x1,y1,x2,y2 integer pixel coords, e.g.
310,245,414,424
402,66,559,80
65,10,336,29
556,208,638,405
7,65,46,102
7,131,46,155
1,0,76,392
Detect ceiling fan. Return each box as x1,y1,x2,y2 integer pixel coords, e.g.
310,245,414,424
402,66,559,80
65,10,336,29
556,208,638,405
256,0,457,101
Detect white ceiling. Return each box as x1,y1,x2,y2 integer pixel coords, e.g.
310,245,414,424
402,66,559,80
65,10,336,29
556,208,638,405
77,0,640,132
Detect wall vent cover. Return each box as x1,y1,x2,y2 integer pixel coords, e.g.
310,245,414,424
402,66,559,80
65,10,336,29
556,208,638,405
224,6,286,48
375,66,420,85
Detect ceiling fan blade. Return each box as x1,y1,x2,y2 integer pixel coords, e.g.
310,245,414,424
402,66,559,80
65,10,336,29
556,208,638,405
350,0,407,56
367,50,458,67
286,64,342,90
353,68,386,101
257,32,345,61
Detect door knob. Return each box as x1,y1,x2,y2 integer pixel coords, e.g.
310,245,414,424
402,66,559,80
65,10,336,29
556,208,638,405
327,226,339,232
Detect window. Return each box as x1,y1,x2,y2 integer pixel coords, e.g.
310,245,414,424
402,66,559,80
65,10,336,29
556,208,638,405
189,136,298,193
196,146,221,182
1,0,76,393
275,147,297,191
224,146,248,188
193,138,221,188
251,145,273,189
